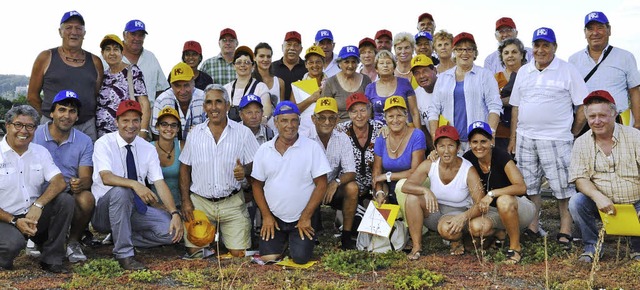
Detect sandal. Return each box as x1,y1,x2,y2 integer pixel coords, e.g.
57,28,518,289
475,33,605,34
407,251,421,261
578,252,594,263
504,249,522,264
556,233,573,251
450,240,464,256
630,252,640,261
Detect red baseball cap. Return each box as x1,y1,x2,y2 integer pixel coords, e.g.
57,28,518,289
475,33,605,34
346,92,369,111
496,17,516,30
583,90,615,105
452,32,475,46
358,37,376,49
375,29,392,40
219,28,237,40
418,12,434,22
434,125,460,143
183,41,202,55
284,31,301,43
116,100,142,117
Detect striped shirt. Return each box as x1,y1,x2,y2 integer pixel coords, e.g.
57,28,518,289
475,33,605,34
308,129,356,181
199,54,236,85
179,119,260,199
151,88,206,139
569,124,640,204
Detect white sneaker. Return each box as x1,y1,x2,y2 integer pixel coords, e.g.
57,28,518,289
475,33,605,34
26,239,41,258
66,242,87,263
102,233,113,245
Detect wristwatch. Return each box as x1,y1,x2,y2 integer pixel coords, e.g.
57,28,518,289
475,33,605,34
10,216,18,227
335,178,341,186
487,191,495,198
386,171,392,183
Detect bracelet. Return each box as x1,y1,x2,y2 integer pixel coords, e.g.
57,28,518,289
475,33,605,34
375,190,387,198
140,129,149,133
170,210,181,217
32,202,44,209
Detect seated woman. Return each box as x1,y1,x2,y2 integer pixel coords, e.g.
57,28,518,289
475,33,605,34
462,121,535,264
372,96,426,205
400,125,493,260
151,106,183,208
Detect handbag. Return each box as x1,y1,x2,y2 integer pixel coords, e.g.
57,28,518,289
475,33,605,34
356,219,408,253
126,64,136,101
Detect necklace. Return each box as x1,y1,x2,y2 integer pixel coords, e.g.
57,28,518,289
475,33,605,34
60,47,85,64
389,127,408,154
395,67,411,76
156,141,175,159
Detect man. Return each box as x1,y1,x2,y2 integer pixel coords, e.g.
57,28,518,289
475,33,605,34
200,28,238,85
179,84,259,258
315,29,340,78
0,105,72,273
508,27,588,248
27,10,104,141
411,54,437,149
414,32,439,67
309,97,358,249
483,17,534,74
251,101,331,264
569,90,640,262
91,100,183,270
121,19,169,102
416,12,436,35
33,90,94,264
569,11,640,130
152,62,206,140
374,29,393,52
169,41,214,90
272,31,307,101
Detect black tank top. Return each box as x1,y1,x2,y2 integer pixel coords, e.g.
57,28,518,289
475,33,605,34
42,48,97,123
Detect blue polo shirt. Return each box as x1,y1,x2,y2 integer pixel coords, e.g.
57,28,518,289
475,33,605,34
33,123,94,184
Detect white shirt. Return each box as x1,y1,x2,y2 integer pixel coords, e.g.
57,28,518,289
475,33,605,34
415,86,433,132
569,45,640,112
0,138,61,215
308,129,356,181
223,79,270,107
92,132,164,202
251,135,331,222
323,54,341,78
483,47,534,74
428,158,473,208
122,49,170,103
180,119,259,199
151,88,206,137
510,57,588,141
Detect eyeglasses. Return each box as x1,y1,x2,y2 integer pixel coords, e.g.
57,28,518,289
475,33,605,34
234,60,253,66
593,149,616,173
314,115,338,123
454,48,474,54
9,122,36,132
159,122,179,129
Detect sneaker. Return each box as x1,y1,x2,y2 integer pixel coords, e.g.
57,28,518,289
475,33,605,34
102,233,113,245
67,242,87,263
26,239,41,258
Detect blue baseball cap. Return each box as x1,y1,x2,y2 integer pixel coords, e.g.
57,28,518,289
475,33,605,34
124,19,148,34
415,31,433,41
532,27,556,43
239,94,263,109
315,29,333,43
467,121,492,137
584,11,609,27
273,101,300,116
338,45,359,60
60,10,84,25
51,90,82,111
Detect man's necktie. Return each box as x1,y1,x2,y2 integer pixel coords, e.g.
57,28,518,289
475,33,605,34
125,144,147,214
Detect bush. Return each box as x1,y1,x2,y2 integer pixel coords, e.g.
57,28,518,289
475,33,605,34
322,250,404,276
385,268,445,289
129,269,162,283
75,259,124,278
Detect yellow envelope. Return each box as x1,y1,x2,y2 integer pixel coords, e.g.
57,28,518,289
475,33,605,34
598,204,640,236
373,201,400,226
292,78,319,95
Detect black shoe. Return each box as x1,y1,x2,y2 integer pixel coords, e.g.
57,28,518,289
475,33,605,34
40,262,69,274
117,256,146,270
522,228,541,242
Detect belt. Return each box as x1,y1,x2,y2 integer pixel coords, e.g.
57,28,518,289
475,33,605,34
202,189,240,203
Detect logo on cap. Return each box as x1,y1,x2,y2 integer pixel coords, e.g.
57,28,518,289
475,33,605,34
66,91,77,98
536,28,548,36
69,11,80,17
134,21,144,28
471,121,484,129
174,68,184,76
587,12,599,21
320,31,330,37
321,99,331,106
390,98,399,104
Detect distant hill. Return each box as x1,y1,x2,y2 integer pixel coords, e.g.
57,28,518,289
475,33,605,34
0,74,29,96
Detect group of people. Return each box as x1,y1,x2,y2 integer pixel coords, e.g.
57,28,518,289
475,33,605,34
1,9,639,274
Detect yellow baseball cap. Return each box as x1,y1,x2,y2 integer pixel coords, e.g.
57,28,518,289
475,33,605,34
383,96,407,111
314,97,338,114
410,54,434,70
100,34,124,50
186,210,215,247
305,45,326,59
170,62,194,83
157,106,180,121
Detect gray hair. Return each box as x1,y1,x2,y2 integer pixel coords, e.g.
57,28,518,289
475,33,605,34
204,84,231,104
5,105,39,124
393,32,415,48
375,50,397,69
583,100,618,117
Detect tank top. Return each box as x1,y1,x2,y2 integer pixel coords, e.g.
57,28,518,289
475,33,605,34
269,76,281,102
428,158,473,208
43,48,98,123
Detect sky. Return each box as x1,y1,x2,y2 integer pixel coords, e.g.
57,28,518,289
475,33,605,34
2,0,639,77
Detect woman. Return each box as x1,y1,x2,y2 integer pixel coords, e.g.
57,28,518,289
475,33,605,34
392,32,416,81
224,46,272,122
97,34,150,139
494,38,527,150
152,106,183,208
462,121,535,264
252,42,286,104
433,30,455,73
428,32,501,152
294,45,327,137
168,41,213,90
358,37,378,82
372,96,426,205
365,50,420,129
400,125,493,260
322,45,372,123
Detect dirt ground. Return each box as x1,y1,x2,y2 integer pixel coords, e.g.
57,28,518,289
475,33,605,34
1,198,638,289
